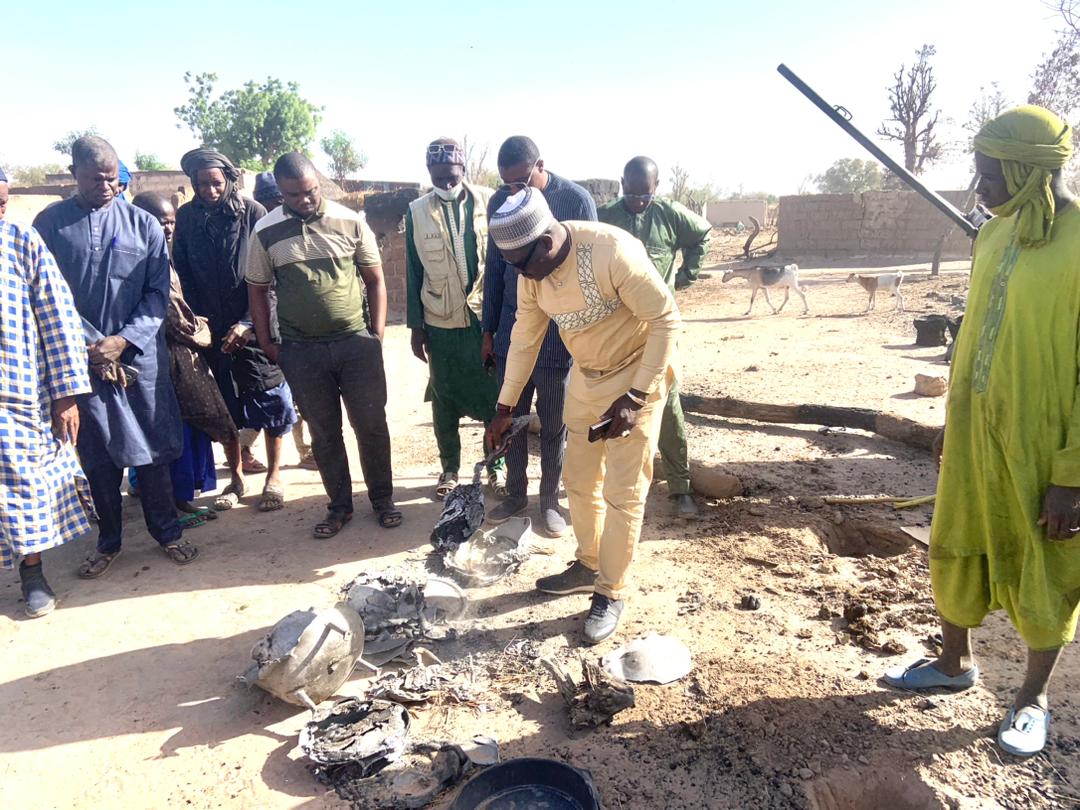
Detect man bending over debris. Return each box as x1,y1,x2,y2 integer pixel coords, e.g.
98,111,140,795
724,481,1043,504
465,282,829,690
487,189,680,644
599,156,712,520
482,135,597,536
884,105,1080,758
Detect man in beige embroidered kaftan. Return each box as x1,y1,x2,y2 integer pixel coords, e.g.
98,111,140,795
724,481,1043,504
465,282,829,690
487,189,680,644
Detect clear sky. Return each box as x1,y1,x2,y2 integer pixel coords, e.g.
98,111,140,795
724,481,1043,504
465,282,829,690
1,0,1067,195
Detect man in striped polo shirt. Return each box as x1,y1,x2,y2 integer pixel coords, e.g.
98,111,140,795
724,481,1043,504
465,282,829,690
481,136,597,536
247,152,399,540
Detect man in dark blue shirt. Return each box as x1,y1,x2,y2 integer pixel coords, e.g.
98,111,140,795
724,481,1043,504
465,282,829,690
481,136,597,536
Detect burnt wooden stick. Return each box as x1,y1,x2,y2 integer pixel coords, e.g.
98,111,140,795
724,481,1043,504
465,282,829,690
680,393,940,451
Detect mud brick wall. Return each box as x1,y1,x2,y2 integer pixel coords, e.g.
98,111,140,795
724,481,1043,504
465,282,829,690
377,230,408,323
777,190,973,258
706,199,769,227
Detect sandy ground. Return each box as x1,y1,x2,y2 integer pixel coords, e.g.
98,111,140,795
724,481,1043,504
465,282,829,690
4,235,1080,809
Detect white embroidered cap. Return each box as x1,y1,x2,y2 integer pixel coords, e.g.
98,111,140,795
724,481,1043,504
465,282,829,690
489,187,556,251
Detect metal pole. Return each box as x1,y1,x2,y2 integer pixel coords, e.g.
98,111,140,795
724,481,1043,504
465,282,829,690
777,63,978,239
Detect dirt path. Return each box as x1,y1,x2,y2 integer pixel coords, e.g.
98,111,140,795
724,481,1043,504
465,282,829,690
3,253,1079,809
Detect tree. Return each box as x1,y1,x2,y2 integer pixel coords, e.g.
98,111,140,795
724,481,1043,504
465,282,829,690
1055,0,1080,33
134,151,168,171
174,71,322,170
320,130,366,185
964,83,1009,146
685,182,720,213
8,163,67,186
815,158,884,194
669,164,690,204
877,45,943,174
52,127,101,159
1029,30,1080,120
462,135,501,189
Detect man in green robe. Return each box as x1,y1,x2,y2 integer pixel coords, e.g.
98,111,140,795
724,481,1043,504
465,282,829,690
598,156,712,518
884,105,1080,758
406,138,502,499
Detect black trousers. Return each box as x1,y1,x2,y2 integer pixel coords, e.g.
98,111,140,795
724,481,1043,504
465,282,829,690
278,332,394,513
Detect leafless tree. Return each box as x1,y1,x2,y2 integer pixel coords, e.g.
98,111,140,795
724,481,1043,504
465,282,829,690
877,45,943,174
1054,0,1080,33
964,83,1010,146
461,135,503,189
669,164,690,203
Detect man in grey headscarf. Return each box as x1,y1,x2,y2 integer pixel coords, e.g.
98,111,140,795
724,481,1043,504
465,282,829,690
173,149,296,513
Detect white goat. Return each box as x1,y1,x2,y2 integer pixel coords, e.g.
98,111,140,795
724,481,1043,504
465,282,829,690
847,272,905,313
721,264,809,316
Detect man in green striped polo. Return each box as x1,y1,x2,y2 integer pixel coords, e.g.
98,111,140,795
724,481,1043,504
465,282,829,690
247,152,399,539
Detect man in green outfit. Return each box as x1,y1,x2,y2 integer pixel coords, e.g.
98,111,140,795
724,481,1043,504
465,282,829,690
406,138,502,499
598,156,712,518
884,105,1080,758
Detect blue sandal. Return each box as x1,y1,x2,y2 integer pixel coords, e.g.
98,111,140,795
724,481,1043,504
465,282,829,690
883,657,979,691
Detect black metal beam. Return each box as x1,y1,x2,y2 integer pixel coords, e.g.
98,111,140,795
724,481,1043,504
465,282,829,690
777,63,978,239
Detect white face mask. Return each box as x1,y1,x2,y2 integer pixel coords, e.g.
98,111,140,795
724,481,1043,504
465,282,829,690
434,183,463,201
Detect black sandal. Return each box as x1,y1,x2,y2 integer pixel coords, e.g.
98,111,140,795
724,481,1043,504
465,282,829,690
377,504,403,529
313,509,352,539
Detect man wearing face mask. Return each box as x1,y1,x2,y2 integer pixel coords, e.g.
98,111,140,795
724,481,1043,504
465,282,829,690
598,156,712,520
487,188,680,644
405,138,501,500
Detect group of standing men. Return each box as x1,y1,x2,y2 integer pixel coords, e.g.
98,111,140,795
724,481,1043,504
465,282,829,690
405,136,711,641
0,131,710,643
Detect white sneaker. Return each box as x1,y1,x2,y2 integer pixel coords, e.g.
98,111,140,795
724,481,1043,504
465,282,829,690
998,704,1050,757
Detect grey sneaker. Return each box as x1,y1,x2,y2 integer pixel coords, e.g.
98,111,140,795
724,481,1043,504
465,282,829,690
671,493,700,519
536,560,597,595
488,496,528,524
19,561,56,618
584,593,624,644
540,503,567,536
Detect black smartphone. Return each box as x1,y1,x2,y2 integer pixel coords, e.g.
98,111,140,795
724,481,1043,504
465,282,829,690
588,417,613,443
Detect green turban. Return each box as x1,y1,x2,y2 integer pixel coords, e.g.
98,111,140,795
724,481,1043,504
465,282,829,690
973,104,1072,248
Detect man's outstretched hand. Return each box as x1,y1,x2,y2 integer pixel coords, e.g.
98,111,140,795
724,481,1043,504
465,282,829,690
486,407,513,455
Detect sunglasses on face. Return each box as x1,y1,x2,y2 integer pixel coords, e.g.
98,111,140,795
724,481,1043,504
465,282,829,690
426,143,461,159
508,238,541,272
499,161,538,193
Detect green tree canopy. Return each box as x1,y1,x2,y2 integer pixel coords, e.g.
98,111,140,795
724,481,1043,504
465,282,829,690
815,158,885,194
52,127,102,159
174,72,322,170
134,151,169,171
320,130,367,184
8,163,68,186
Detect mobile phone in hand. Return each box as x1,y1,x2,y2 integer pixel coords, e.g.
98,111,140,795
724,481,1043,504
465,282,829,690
588,416,613,443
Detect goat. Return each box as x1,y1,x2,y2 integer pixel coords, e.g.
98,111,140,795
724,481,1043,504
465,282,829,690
847,272,905,313
721,264,809,316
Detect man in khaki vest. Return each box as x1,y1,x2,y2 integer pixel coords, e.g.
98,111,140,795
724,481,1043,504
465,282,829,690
406,138,502,499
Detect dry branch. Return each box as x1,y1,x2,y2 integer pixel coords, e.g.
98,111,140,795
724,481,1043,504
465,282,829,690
681,393,940,450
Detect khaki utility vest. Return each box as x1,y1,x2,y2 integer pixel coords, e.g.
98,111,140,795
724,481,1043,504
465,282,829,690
408,182,494,329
